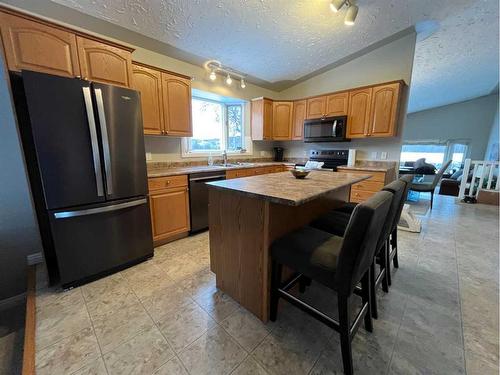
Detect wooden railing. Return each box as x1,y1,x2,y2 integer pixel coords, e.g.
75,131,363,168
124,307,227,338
458,159,499,199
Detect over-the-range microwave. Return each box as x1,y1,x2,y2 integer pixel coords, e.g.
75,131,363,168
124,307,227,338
303,116,350,142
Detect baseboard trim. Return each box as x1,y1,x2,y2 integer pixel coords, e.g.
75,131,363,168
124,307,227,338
0,292,26,311
27,252,43,266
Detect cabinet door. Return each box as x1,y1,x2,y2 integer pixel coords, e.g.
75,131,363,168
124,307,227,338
272,101,293,140
132,64,163,135
76,36,133,87
369,83,401,137
347,88,372,138
292,100,306,140
161,73,192,136
149,188,190,241
0,12,80,77
326,92,348,116
251,98,273,140
306,96,326,119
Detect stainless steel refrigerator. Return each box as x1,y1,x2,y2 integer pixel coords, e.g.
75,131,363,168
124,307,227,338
11,70,153,288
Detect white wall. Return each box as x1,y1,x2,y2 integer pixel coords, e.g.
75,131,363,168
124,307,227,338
404,94,499,160
485,104,499,161
276,32,417,161
0,52,42,301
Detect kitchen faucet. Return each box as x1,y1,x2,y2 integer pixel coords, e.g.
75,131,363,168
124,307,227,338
222,150,228,166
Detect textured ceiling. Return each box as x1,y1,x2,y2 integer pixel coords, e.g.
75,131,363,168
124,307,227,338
49,0,499,112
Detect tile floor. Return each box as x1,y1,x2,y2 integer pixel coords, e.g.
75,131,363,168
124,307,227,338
33,195,499,375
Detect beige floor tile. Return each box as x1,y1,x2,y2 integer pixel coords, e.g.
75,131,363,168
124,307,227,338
157,300,217,352
140,283,193,322
232,356,269,375
153,356,189,375
220,308,271,351
103,325,174,375
194,289,240,322
90,300,154,354
183,268,217,299
465,350,499,375
178,326,247,375
36,327,101,375
36,301,92,351
36,287,85,311
71,356,108,375
82,273,130,308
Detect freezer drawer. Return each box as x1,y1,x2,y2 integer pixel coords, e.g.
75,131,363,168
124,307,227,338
49,198,153,288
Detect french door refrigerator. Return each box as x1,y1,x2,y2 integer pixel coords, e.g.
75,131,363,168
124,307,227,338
11,70,153,288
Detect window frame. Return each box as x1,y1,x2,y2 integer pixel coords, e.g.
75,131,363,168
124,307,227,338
181,96,250,158
400,139,471,171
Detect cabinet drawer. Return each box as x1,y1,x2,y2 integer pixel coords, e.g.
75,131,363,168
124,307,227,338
344,170,386,182
351,180,384,192
350,189,376,202
148,175,188,192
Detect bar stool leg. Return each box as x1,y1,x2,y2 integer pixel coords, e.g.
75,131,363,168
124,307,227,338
338,294,353,375
392,229,399,268
385,239,392,287
270,261,282,322
361,269,373,332
369,261,378,319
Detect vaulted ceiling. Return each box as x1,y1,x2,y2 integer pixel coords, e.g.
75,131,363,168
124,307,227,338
49,0,499,112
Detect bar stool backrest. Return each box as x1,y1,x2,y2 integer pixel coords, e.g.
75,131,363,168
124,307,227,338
392,174,414,230
335,191,393,296
379,180,406,248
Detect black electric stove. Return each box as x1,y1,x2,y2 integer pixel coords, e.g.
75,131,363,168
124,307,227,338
308,149,349,171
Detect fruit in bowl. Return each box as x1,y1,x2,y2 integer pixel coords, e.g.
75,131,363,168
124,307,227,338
290,167,311,179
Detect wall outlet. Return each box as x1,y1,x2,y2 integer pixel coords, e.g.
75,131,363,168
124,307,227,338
371,151,378,159
380,152,388,160
145,152,152,161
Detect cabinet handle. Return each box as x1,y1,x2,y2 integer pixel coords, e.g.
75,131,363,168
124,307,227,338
166,180,171,185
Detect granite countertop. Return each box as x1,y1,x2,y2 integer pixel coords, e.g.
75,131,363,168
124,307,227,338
206,170,370,206
147,162,294,178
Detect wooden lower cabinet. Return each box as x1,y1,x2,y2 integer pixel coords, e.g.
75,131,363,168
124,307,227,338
148,175,190,243
337,167,396,203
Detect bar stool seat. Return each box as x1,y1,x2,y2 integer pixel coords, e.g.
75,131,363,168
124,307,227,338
272,226,343,289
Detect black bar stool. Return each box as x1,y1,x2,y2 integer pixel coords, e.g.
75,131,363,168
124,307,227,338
310,180,406,319
269,191,393,375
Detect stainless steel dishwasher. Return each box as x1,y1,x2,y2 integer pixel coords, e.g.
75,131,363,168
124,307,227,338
189,171,226,233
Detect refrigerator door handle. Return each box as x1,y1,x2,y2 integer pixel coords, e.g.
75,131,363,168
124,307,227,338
54,198,147,219
94,88,114,195
82,87,104,197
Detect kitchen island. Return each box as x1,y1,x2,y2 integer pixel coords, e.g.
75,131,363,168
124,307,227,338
207,170,370,322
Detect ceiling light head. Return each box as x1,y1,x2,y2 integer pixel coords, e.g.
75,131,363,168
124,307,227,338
240,78,246,89
330,0,346,13
209,70,217,81
344,4,358,26
226,74,232,85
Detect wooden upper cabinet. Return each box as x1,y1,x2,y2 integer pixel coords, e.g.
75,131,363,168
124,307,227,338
347,88,372,138
251,98,273,140
306,96,327,119
76,36,133,87
161,72,192,137
326,92,349,116
272,101,293,140
369,82,401,137
132,63,164,135
292,100,306,140
0,12,80,77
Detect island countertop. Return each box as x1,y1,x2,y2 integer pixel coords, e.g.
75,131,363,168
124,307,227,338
206,170,371,206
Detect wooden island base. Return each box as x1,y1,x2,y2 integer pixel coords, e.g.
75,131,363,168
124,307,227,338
208,186,350,322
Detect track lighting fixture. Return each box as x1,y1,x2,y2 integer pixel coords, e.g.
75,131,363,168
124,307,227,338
330,0,358,26
344,4,358,25
204,60,247,88
330,0,346,13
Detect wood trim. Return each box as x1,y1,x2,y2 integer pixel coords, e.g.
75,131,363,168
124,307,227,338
132,60,191,80
0,6,134,52
22,265,36,375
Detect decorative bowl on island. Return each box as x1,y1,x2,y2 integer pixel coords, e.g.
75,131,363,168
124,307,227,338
290,168,311,179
